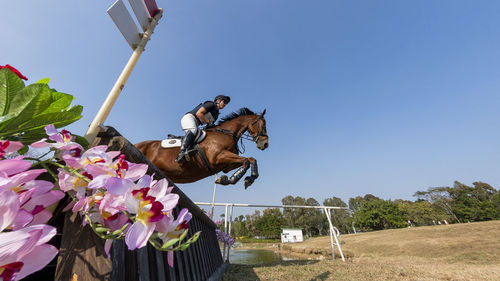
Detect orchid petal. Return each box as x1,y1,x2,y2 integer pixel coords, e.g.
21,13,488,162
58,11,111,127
125,164,148,181
149,178,168,198
168,251,174,267
88,174,110,189
11,210,33,230
155,215,174,234
157,193,179,212
104,239,113,259
30,139,50,148
44,124,58,136
27,209,53,226
0,159,32,177
23,190,64,212
16,244,58,280
106,178,135,196
125,222,155,250
0,231,30,264
0,189,20,232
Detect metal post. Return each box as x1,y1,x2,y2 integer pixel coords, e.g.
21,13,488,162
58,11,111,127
84,9,163,143
226,204,234,261
210,173,218,220
324,208,345,262
324,208,336,260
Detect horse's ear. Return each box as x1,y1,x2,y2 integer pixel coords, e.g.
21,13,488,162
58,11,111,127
261,109,266,116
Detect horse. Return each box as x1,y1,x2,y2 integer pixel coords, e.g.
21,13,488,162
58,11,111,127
135,108,269,189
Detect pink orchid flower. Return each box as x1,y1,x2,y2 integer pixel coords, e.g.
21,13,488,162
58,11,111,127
0,225,58,281
87,155,148,196
0,141,24,159
31,125,83,157
62,145,119,170
156,208,192,267
124,178,179,250
0,159,63,229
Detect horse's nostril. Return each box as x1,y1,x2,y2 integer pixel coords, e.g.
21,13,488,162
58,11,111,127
264,143,269,148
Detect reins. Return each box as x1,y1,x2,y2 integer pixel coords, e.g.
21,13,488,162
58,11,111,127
206,114,266,154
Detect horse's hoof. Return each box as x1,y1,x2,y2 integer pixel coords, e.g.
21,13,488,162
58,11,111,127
216,175,229,185
244,176,254,189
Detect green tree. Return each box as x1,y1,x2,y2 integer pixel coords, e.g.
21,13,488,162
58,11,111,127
256,208,285,238
415,181,500,223
324,196,352,234
354,199,406,230
232,215,248,237
414,187,461,223
245,210,260,236
348,194,380,213
298,198,321,237
397,199,450,226
282,195,306,228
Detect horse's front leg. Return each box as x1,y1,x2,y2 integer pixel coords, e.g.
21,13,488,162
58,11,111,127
214,152,251,186
244,158,258,189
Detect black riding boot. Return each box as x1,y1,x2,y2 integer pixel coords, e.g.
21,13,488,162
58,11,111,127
176,131,195,163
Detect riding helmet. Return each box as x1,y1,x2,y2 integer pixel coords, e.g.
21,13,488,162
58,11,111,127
214,95,230,104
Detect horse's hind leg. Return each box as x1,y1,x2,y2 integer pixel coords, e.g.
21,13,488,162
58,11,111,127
244,158,258,189
216,158,250,185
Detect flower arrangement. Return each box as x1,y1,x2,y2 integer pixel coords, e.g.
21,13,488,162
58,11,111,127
0,66,199,280
213,219,235,248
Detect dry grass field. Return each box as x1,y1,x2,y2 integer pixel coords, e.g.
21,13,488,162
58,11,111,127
223,220,500,281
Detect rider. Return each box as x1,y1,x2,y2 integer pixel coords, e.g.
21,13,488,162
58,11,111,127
176,95,231,163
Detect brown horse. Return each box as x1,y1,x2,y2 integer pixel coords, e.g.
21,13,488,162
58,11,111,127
135,108,269,188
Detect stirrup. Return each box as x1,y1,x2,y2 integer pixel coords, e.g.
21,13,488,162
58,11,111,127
176,151,186,163
175,151,191,163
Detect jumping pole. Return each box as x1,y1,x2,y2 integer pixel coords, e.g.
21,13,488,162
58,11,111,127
85,2,163,144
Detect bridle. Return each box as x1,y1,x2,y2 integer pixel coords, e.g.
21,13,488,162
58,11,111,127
247,114,267,143
206,113,267,153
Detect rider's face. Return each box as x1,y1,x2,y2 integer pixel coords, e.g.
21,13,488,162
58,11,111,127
217,101,226,110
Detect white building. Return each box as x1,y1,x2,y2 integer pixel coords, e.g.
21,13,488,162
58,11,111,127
281,228,303,243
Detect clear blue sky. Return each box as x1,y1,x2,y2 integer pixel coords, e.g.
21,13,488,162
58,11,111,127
3,1,500,217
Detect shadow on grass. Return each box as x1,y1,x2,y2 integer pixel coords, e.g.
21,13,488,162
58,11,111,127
309,271,330,281
223,260,322,281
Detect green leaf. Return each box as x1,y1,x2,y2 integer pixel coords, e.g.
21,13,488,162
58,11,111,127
0,68,25,116
17,145,29,155
0,84,53,132
0,72,83,142
161,238,179,250
36,78,51,84
73,134,89,149
38,91,74,115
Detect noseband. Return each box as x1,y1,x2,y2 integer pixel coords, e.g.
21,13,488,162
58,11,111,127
249,115,268,143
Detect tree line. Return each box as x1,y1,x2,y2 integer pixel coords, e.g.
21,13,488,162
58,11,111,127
228,181,500,238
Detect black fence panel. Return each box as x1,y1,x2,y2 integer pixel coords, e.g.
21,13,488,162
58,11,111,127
92,126,226,281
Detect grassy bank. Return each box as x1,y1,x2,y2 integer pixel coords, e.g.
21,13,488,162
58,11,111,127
223,220,500,280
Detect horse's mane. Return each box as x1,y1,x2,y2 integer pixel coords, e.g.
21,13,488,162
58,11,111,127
217,107,256,126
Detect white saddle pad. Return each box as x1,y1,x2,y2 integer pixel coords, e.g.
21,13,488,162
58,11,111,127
160,130,207,149
161,138,181,148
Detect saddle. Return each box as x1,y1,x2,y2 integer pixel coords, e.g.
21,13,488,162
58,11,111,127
160,130,207,149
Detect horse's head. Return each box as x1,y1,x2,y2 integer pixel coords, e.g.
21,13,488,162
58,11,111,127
248,109,269,150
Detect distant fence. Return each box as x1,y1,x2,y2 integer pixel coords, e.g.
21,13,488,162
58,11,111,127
196,202,347,262
54,126,226,281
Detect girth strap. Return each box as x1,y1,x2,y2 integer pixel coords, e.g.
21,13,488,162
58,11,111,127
194,144,214,174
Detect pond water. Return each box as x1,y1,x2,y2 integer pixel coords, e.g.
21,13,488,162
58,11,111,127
228,249,294,265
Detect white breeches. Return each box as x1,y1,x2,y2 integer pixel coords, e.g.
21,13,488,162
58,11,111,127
181,114,198,134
